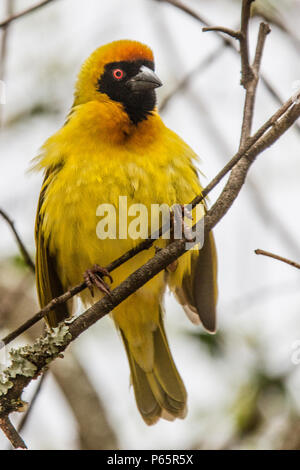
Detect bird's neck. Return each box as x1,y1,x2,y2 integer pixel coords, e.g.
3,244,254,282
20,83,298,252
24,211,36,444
68,100,163,146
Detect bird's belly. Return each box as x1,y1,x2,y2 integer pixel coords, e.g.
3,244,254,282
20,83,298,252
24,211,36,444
43,154,199,312
45,164,167,299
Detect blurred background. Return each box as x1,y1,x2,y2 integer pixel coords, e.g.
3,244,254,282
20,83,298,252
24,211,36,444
1,0,300,450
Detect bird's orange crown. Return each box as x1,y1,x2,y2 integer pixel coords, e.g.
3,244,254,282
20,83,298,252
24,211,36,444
74,40,154,106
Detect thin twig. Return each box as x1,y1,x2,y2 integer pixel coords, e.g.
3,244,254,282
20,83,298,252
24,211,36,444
240,0,255,88
0,0,58,29
0,416,27,449
1,281,85,345
239,21,271,146
202,0,255,88
255,249,300,270
202,26,241,40
155,0,300,136
170,85,300,259
0,209,35,273
202,0,270,148
253,23,271,73
1,87,299,347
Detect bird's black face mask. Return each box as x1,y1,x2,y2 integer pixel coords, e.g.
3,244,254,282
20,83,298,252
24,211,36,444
97,60,162,125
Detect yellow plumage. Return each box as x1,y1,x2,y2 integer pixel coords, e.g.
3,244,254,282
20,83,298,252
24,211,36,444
34,40,218,425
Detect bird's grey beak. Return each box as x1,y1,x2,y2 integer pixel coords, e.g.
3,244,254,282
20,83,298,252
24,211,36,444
127,65,162,92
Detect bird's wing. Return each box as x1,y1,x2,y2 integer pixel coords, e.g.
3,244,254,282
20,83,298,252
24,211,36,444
175,231,218,333
35,168,70,328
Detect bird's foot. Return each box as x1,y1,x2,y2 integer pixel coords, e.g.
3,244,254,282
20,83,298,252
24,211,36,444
170,204,194,243
83,264,113,297
166,205,195,273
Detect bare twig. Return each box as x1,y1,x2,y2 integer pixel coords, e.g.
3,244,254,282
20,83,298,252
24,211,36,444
253,23,270,73
155,0,300,136
202,26,241,40
0,0,58,29
159,2,299,261
0,415,27,449
255,249,300,270
1,281,84,345
205,104,300,233
240,0,255,88
203,0,270,147
239,21,271,146
0,209,35,273
1,0,300,443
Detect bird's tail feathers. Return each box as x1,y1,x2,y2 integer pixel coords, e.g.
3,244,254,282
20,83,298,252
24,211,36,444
121,310,187,425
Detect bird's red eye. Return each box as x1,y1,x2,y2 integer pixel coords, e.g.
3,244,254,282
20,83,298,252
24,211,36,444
113,68,124,80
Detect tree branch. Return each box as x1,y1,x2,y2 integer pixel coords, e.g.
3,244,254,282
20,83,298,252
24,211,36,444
202,0,270,147
202,26,241,40
0,415,27,449
255,249,300,270
240,21,270,146
0,0,58,29
155,0,300,136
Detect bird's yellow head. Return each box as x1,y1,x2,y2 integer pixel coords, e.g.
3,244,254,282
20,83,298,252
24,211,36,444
73,40,162,125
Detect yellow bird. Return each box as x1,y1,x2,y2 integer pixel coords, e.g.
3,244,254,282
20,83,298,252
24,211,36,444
33,40,218,425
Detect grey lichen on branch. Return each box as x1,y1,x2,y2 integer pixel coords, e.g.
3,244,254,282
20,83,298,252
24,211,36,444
0,325,71,414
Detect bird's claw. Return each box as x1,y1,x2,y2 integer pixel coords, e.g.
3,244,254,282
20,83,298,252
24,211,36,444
170,204,195,243
83,264,113,297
